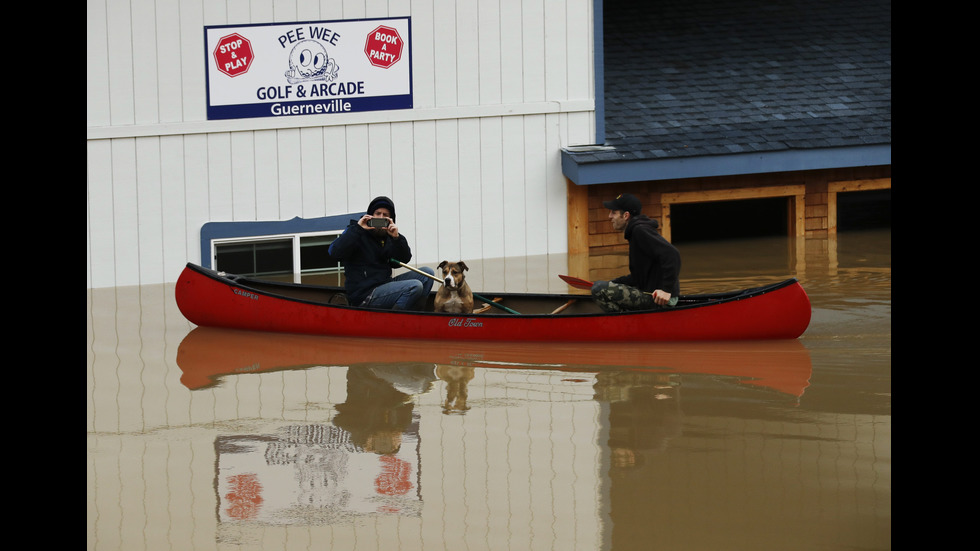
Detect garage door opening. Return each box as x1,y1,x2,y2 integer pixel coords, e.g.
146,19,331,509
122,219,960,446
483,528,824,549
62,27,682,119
669,197,789,244
837,189,891,231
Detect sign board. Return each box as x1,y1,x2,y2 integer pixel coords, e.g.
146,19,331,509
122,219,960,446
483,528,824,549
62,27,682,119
205,17,412,120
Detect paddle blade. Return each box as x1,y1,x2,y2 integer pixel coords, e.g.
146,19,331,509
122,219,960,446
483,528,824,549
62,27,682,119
559,274,594,290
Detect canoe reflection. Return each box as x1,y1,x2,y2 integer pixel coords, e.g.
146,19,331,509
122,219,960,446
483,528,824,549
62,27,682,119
176,326,812,398
183,327,813,527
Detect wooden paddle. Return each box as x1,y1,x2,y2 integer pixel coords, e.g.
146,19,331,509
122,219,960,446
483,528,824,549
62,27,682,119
393,260,521,314
549,299,576,314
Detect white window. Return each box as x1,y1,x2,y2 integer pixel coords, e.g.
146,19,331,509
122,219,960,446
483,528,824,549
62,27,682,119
211,231,344,284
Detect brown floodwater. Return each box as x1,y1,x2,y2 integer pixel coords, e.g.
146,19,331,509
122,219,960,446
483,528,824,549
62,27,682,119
87,229,890,551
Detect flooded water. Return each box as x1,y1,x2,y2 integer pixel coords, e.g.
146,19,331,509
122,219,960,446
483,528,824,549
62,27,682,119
87,229,890,551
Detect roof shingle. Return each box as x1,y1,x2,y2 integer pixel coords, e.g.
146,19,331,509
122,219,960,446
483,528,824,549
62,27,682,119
572,0,891,168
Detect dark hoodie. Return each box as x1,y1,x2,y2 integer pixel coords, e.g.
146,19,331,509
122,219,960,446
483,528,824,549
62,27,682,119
327,196,413,305
612,214,681,296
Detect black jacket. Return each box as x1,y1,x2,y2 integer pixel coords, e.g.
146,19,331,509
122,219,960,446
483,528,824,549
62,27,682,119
612,215,681,296
327,221,413,305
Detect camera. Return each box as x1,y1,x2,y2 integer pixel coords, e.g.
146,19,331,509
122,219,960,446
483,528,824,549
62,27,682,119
367,217,390,228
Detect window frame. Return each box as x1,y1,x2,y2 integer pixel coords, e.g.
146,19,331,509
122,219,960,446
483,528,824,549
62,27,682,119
201,214,356,283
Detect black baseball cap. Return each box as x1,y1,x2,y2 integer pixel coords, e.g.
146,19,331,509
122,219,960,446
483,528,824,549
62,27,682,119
603,193,642,215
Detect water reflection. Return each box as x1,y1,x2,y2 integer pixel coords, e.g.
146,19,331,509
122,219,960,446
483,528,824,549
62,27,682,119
171,327,818,547
176,327,813,400
88,231,890,550
216,362,430,525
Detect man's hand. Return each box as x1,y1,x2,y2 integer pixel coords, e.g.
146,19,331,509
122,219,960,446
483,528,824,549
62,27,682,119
385,221,399,238
358,215,399,238
652,289,672,306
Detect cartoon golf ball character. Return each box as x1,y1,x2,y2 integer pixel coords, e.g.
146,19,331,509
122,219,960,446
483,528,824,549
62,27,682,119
284,40,339,84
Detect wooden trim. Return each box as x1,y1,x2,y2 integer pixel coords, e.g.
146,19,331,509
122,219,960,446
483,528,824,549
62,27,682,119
566,178,589,255
661,184,808,237
661,185,806,204
828,192,838,234
793,193,805,236
828,178,890,193
566,179,591,279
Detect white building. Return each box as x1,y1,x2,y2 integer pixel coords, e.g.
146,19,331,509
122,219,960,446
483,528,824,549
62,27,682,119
87,0,598,288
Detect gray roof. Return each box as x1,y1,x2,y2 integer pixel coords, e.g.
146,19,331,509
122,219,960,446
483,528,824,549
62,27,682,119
561,0,891,184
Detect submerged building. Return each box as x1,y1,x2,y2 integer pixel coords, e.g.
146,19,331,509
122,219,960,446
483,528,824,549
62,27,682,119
86,0,890,288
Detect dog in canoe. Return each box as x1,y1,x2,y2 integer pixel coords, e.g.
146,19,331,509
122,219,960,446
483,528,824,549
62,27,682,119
433,261,474,313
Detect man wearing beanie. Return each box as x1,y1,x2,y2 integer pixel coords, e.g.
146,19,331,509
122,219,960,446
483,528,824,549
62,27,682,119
328,196,434,310
591,193,681,312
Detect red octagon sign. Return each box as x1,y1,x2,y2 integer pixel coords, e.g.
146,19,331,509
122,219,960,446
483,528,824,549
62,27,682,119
364,25,403,69
213,33,253,77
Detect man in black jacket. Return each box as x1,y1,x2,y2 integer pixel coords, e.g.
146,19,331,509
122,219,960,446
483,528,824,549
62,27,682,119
592,193,681,312
328,196,434,310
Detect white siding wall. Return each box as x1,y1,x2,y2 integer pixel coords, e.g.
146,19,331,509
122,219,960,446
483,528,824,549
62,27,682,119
87,0,596,288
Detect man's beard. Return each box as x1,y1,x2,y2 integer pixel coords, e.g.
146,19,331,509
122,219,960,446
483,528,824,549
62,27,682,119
369,227,389,238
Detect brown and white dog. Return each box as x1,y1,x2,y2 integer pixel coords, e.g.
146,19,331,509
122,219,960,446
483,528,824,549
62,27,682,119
433,260,474,313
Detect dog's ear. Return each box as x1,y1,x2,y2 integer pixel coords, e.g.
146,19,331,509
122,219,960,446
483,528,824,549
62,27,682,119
459,261,469,271
438,260,448,269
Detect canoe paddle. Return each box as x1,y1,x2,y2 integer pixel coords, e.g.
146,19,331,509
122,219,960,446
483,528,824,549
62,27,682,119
558,274,595,290
393,260,521,314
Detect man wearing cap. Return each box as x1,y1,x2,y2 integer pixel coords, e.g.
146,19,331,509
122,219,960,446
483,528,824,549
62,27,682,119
328,196,435,310
592,193,681,312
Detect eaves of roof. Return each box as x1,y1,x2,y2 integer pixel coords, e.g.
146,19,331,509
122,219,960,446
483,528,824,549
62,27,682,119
563,0,891,185
562,144,890,185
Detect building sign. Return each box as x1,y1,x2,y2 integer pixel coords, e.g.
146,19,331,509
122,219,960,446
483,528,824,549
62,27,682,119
205,17,412,120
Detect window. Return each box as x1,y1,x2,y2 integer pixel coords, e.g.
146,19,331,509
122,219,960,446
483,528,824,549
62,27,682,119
201,214,355,284
212,232,343,283
215,237,293,276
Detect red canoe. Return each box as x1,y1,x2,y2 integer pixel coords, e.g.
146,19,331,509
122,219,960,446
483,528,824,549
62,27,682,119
175,263,811,342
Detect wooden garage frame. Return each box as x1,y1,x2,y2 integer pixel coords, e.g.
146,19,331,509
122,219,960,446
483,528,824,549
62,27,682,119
827,178,891,233
659,185,807,242
565,173,890,281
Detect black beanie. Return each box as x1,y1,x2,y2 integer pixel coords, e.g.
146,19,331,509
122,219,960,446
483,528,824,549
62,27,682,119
367,196,396,221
